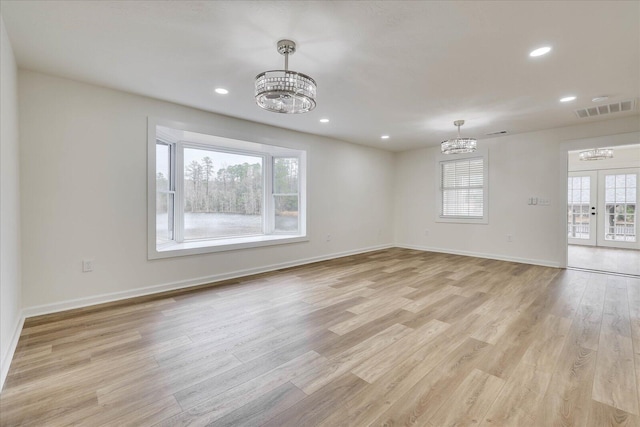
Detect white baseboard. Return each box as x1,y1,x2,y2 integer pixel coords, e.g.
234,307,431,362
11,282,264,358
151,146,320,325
396,243,561,268
1,312,25,391
22,244,393,319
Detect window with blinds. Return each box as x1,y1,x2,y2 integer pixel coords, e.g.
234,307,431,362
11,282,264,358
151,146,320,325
440,157,485,218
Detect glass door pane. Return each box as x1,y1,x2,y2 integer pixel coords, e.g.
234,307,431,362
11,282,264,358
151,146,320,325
568,172,597,246
603,173,636,242
597,168,640,250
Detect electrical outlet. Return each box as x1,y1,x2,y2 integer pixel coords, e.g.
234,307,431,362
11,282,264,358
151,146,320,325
82,259,94,272
424,230,429,236
326,234,331,242
507,234,513,243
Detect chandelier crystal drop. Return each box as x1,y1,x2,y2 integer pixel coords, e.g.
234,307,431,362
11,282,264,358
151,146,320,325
441,120,477,154
579,148,614,161
255,40,317,114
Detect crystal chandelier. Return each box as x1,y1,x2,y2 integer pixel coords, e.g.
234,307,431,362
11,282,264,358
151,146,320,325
255,40,317,114
579,148,614,161
441,120,477,154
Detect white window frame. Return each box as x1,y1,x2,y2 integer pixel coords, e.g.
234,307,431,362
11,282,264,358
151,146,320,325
435,148,489,224
148,117,307,259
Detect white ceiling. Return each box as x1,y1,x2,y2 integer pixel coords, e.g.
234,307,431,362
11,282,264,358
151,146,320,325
2,1,639,151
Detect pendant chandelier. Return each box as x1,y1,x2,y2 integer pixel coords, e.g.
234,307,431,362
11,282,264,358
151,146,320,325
579,148,614,161
441,120,477,154
255,40,317,114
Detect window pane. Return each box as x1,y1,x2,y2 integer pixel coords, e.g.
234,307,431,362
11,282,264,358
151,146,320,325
156,144,170,191
467,189,483,217
581,190,590,203
606,175,615,188
275,195,299,232
627,189,637,203
606,189,615,203
572,190,581,202
156,143,173,243
571,177,579,188
441,157,484,218
156,192,173,244
274,158,299,194
183,147,263,240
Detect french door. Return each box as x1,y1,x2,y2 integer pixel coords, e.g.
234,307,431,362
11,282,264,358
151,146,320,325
568,168,639,249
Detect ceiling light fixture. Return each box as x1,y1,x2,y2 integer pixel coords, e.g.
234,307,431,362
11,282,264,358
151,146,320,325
592,96,609,103
214,88,229,95
381,135,390,139
441,120,477,154
560,96,576,102
255,39,317,114
579,148,614,161
530,46,551,57
320,118,329,123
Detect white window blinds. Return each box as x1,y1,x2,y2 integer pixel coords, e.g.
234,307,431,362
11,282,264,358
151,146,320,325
440,157,484,218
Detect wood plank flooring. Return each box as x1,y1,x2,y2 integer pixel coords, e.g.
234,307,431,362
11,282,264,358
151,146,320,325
2,248,640,426
568,244,640,276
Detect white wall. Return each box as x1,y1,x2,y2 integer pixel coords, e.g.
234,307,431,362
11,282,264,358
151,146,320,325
0,16,22,388
394,116,640,267
18,70,395,313
17,69,640,316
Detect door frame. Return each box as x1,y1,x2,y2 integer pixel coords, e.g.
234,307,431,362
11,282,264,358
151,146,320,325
559,132,640,269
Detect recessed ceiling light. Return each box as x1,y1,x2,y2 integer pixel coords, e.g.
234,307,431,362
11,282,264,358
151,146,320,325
592,96,609,103
560,96,576,102
529,46,551,57
214,88,229,95
381,135,390,139
319,118,330,123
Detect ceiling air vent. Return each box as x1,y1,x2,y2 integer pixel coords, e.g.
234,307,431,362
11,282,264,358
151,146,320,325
574,99,636,119
486,130,507,136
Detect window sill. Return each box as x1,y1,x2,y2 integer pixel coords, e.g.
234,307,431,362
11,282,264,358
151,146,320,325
436,216,489,225
149,234,308,259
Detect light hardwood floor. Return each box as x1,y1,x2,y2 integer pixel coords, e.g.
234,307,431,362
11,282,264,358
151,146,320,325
568,244,640,276
2,248,640,426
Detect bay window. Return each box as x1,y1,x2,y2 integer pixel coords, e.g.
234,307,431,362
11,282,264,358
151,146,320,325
148,119,307,259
